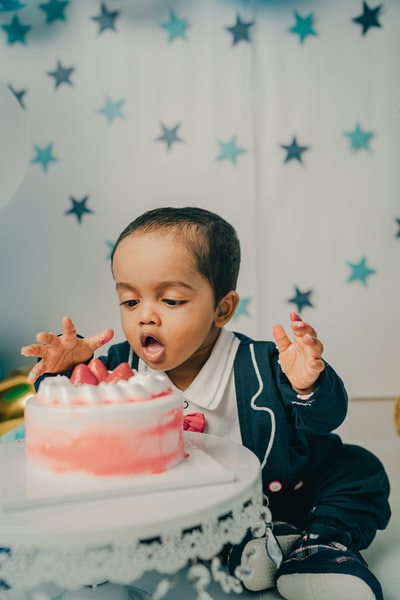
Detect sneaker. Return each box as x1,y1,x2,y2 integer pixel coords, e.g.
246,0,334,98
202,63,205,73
275,533,383,600
227,522,301,592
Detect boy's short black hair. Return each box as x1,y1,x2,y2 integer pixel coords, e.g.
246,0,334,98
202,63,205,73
111,206,241,305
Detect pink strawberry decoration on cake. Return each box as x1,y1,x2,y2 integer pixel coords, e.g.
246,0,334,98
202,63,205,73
70,361,135,385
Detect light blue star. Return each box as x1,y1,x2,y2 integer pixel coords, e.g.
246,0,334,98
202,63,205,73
288,287,314,313
156,123,184,151
98,96,126,124
31,143,58,172
217,136,246,166
233,297,251,319
347,257,376,286
160,9,189,42
39,0,69,24
288,12,317,44
65,196,93,224
226,14,254,45
344,123,374,150
1,15,31,44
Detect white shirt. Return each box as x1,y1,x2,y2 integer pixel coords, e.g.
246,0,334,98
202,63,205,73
138,328,242,443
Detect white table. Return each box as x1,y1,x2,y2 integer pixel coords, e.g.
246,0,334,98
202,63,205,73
0,432,264,599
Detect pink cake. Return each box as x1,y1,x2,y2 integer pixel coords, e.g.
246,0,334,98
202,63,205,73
24,361,184,477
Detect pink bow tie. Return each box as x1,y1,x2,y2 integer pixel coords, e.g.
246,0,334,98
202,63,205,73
183,412,206,433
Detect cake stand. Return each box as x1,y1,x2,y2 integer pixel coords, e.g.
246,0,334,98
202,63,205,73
0,432,264,600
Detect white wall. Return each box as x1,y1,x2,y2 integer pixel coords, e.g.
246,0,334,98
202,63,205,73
0,0,399,397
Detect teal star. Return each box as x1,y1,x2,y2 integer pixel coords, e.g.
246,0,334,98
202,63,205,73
288,287,314,313
347,257,376,286
288,12,317,44
156,123,184,151
233,297,251,319
105,240,115,260
160,9,189,42
281,136,309,163
1,15,31,45
217,136,246,166
344,123,374,150
0,1,26,10
39,0,69,24
31,143,58,172
98,96,126,124
226,14,254,45
65,196,93,224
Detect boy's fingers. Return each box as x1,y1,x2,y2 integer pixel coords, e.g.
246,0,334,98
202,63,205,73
21,344,45,357
26,364,43,384
87,328,115,351
61,316,77,339
272,324,292,353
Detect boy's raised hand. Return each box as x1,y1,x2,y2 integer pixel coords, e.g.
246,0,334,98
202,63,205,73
21,316,114,384
273,311,325,395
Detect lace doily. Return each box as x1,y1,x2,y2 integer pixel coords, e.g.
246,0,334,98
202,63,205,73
0,492,264,596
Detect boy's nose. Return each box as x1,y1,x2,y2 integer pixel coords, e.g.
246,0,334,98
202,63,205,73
139,304,161,325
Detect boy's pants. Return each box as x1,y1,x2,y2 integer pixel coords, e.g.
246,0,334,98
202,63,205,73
266,442,391,550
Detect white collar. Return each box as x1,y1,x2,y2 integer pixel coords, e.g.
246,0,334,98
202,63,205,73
138,328,239,410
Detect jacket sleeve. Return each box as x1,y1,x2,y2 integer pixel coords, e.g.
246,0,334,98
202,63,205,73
275,355,348,434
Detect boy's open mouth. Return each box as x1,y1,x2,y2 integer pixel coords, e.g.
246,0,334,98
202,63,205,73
141,335,165,362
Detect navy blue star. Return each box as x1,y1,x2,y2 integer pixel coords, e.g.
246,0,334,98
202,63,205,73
39,0,69,24
288,287,314,313
352,2,382,35
47,60,75,89
65,196,93,224
226,14,254,45
1,15,31,44
91,2,119,34
281,136,309,163
395,218,400,239
156,123,184,151
8,84,26,108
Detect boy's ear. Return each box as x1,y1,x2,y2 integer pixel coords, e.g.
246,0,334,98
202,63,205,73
215,291,240,327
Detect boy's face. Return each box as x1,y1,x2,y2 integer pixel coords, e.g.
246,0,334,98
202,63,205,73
112,230,236,389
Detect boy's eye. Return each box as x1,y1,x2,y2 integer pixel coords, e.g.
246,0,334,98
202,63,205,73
121,299,139,308
164,299,185,306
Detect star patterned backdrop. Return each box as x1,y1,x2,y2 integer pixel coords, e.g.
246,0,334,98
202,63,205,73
0,0,398,397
